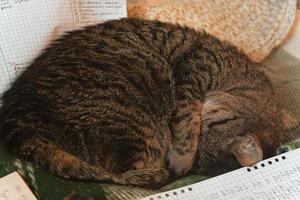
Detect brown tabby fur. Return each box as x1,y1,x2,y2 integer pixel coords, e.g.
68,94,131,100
0,18,283,187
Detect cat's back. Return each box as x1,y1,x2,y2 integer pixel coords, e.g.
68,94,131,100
0,19,186,152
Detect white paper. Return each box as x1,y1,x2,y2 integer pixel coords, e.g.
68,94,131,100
0,172,37,200
0,0,127,96
143,148,300,200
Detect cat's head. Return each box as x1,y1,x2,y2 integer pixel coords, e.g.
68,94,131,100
195,87,283,175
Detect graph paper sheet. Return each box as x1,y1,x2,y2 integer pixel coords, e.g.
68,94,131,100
0,0,127,96
142,148,300,200
0,172,37,200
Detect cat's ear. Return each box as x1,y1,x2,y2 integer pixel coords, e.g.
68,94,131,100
230,134,263,166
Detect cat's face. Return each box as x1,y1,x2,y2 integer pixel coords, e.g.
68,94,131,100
195,91,283,175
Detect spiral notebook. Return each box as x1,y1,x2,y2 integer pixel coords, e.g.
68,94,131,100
142,148,300,200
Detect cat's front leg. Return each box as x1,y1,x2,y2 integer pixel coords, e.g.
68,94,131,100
167,100,202,176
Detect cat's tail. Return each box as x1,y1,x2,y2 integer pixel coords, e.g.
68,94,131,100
0,102,170,187
281,124,300,143
19,136,170,187
121,168,170,187
281,110,300,143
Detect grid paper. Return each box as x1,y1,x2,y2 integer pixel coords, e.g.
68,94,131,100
0,0,127,96
142,148,300,200
0,172,38,200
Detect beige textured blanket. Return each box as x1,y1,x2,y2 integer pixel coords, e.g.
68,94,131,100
128,0,297,62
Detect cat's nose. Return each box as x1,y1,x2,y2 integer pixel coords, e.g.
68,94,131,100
230,134,263,166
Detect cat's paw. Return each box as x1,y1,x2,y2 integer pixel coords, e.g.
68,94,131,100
230,134,263,166
166,148,193,176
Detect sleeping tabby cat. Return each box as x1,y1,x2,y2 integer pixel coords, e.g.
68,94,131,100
0,18,283,187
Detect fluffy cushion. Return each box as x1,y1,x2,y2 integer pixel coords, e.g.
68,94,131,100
128,0,297,62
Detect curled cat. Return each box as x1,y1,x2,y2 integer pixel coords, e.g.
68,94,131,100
0,19,283,187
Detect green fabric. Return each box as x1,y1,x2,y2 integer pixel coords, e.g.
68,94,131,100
0,144,106,200
276,138,300,154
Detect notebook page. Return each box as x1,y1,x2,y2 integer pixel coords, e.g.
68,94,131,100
0,0,127,96
142,148,300,200
0,172,37,200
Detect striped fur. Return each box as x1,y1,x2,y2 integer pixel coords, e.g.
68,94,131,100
0,19,283,187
